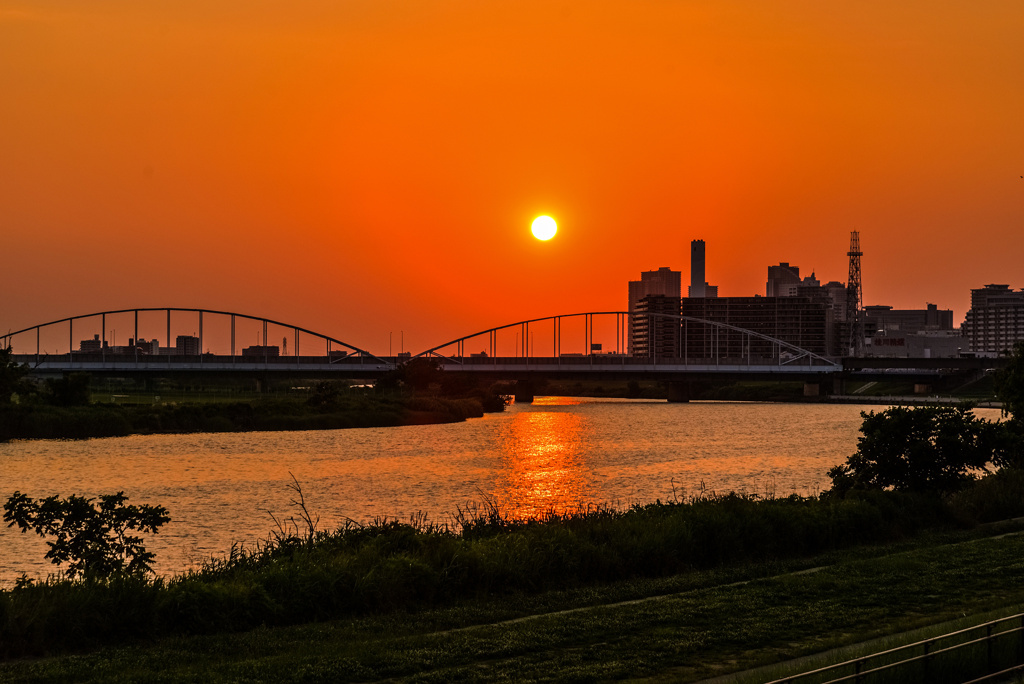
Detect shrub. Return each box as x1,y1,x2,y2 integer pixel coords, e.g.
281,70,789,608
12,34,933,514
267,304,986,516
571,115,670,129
828,405,1007,495
3,492,170,579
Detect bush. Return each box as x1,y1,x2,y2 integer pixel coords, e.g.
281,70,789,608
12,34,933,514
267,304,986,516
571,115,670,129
44,373,92,407
828,405,1008,495
3,492,170,579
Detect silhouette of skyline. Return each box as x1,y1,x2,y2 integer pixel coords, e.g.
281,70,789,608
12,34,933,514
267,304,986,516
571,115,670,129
1,2,1022,351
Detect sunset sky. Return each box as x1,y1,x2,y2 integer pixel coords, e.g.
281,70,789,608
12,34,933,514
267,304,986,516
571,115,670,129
2,1,1023,355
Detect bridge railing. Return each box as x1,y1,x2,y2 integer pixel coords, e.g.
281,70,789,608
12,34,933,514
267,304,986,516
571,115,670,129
413,311,841,370
440,354,836,367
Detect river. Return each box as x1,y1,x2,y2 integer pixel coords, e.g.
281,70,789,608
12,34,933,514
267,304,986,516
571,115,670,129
1,398,997,583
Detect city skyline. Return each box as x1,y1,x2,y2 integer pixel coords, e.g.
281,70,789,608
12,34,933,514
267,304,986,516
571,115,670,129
2,1,1023,352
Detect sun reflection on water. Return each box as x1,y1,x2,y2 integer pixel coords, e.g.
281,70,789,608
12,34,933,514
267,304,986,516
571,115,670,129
493,404,592,518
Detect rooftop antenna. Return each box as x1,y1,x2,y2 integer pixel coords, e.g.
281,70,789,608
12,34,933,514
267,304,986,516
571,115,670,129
846,231,864,356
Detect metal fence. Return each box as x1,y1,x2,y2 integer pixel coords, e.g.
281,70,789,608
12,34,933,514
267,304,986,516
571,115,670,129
767,613,1024,684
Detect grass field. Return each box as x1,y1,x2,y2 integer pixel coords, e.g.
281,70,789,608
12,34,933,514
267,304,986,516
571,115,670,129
3,527,1024,682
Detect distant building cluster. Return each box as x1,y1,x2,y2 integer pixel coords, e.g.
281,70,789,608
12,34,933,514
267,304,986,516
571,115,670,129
627,238,1023,359
72,333,290,358
74,334,196,356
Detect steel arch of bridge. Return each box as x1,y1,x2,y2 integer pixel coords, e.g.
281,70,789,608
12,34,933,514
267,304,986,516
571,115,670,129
1,307,386,365
414,311,840,369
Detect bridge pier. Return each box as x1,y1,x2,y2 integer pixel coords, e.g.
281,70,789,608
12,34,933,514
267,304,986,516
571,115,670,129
513,380,535,405
667,381,689,403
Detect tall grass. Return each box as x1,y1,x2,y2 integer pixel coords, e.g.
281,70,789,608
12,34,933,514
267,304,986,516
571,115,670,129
6,475,1020,659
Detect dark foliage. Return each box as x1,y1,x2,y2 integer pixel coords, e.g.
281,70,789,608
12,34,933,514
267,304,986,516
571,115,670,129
996,341,1024,426
44,372,92,407
0,485,985,658
0,347,30,406
3,491,170,579
305,380,345,408
828,405,1009,495
399,358,444,391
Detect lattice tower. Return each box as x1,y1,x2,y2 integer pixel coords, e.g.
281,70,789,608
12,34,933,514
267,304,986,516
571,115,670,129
846,231,863,356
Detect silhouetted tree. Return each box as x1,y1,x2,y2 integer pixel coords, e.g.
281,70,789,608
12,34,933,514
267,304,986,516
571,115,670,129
4,491,170,579
829,405,1008,495
993,342,1024,467
996,342,1024,426
400,357,443,391
307,380,344,408
0,346,30,405
45,372,92,407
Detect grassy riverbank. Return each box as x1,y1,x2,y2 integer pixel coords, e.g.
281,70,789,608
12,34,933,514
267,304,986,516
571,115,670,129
5,468,1024,664
4,516,1024,682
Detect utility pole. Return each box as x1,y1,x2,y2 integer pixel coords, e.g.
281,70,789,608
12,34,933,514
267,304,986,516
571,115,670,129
846,231,864,357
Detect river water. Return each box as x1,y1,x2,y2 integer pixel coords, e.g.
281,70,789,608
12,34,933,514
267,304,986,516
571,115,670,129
1,399,997,583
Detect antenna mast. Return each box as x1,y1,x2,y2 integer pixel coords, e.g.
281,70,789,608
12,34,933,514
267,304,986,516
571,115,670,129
846,231,863,356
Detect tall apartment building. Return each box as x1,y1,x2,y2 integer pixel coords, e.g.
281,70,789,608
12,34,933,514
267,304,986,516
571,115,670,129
629,292,840,360
175,335,200,355
688,240,718,298
628,267,681,353
962,284,1024,354
681,294,838,359
766,262,802,297
79,334,103,352
630,294,683,358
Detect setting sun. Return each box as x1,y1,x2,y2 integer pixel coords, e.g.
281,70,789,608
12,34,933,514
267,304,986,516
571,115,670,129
531,216,557,241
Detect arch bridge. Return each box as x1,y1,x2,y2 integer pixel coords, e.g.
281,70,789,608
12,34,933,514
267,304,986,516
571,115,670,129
3,308,973,398
1,307,392,375
4,308,840,374
414,311,844,401
415,311,840,375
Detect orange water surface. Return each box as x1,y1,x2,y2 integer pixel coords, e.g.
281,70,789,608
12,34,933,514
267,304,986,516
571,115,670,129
1,399,996,583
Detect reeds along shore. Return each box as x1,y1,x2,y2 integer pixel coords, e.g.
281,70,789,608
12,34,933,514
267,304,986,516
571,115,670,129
5,469,1024,659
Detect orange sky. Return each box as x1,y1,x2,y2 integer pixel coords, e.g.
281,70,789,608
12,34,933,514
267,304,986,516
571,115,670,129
2,1,1023,355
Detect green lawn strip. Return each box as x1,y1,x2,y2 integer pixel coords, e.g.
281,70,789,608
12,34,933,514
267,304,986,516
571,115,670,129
6,532,1024,683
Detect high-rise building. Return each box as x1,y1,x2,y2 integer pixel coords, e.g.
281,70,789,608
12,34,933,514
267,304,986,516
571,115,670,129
631,294,683,358
688,239,718,298
175,335,200,355
628,267,681,308
628,267,681,353
689,240,705,297
79,334,102,352
864,303,954,336
962,284,1024,354
681,294,839,358
767,262,802,297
